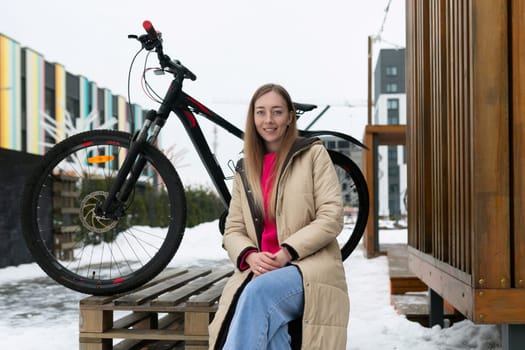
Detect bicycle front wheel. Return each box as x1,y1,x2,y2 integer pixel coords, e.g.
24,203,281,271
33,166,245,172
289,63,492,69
21,130,186,295
328,150,369,260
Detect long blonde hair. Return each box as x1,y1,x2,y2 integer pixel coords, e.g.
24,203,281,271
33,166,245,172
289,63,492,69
243,83,298,220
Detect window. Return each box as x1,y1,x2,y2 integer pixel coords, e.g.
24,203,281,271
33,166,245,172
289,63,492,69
386,83,398,93
387,99,399,110
45,87,55,117
386,66,398,76
337,140,350,149
326,141,336,149
388,113,399,124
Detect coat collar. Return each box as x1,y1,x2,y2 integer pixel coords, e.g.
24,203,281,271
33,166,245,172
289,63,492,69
278,136,321,180
236,137,321,243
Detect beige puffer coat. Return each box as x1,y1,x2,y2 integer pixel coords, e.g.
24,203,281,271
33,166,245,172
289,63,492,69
209,138,349,349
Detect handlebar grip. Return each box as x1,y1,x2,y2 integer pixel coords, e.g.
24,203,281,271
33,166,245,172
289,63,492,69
142,20,158,40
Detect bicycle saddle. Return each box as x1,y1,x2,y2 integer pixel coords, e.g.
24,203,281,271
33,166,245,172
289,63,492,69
294,102,317,113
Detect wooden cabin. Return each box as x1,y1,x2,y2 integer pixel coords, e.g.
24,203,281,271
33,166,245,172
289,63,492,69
405,0,525,345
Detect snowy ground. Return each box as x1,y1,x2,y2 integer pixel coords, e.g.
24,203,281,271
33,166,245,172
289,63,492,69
0,221,502,349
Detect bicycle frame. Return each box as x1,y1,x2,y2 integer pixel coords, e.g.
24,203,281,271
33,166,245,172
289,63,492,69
100,24,368,219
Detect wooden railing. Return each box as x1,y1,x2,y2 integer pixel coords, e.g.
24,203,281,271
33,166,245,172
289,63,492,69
406,0,525,324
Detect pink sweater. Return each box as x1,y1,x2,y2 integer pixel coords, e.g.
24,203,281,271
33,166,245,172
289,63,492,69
238,153,280,270
261,152,279,253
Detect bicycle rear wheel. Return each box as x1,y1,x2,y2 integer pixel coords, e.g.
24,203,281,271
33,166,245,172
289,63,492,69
328,150,369,260
21,130,186,295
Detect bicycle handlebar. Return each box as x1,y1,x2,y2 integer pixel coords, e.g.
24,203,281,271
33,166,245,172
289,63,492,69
142,20,159,41
134,20,197,81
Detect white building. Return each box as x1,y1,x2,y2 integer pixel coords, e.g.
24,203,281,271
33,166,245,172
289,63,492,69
373,48,407,220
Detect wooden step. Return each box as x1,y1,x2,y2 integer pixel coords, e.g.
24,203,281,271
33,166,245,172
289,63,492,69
384,244,427,294
391,292,465,327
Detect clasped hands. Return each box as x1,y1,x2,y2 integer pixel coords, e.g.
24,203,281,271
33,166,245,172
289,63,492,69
246,248,292,277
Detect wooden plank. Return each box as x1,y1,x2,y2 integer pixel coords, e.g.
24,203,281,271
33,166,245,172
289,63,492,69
80,268,188,307
79,338,112,350
512,0,525,288
474,289,525,323
58,225,79,233
158,313,184,330
114,269,209,306
113,338,150,350
81,295,118,307
390,277,427,295
362,128,375,258
471,0,511,289
79,329,207,342
408,247,473,320
187,278,229,307
391,293,428,316
386,244,427,294
112,312,152,329
386,244,414,278
391,293,463,327
153,268,233,307
363,125,406,145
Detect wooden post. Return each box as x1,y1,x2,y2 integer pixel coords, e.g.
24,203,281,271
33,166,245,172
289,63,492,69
79,309,113,350
184,312,210,350
367,35,373,125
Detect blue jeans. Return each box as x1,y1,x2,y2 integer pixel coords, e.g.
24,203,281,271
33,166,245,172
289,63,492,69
223,265,304,350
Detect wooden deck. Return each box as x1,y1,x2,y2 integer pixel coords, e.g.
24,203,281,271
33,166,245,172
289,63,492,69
384,244,464,326
79,266,233,350
384,244,428,295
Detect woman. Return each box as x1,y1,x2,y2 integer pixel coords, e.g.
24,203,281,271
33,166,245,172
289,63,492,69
208,83,349,349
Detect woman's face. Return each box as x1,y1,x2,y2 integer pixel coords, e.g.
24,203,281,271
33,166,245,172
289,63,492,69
253,90,292,153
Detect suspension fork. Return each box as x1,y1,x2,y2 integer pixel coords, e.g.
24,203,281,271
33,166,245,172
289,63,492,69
97,132,150,219
98,109,158,218
98,78,182,218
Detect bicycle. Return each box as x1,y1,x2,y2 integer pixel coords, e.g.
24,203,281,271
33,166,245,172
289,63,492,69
21,21,369,295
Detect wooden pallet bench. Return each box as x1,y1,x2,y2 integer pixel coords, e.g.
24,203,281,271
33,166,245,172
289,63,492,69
79,266,234,350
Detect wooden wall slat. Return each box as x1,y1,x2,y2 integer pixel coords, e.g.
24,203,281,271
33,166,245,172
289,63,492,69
471,0,511,289
512,0,525,288
463,0,472,274
458,0,467,273
430,0,439,260
406,0,416,249
406,0,415,248
423,0,432,254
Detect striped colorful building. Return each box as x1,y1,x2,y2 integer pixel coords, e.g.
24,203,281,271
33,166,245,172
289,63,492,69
0,33,146,155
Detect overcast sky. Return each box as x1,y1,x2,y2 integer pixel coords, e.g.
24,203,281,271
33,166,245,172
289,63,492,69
1,0,405,186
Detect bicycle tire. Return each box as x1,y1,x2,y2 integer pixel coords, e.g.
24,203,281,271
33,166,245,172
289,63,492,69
328,150,369,260
21,130,186,295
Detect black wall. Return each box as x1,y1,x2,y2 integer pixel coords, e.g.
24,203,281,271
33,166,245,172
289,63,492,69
0,148,42,268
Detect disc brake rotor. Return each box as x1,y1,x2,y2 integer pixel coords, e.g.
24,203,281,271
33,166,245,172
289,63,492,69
79,191,119,233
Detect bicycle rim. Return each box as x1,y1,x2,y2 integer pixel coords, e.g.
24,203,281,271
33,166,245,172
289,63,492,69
329,150,369,260
22,130,186,295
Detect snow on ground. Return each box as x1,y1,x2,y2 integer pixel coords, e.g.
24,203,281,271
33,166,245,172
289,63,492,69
0,221,502,349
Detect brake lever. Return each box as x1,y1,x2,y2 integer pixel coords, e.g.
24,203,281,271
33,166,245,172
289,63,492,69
128,33,162,51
